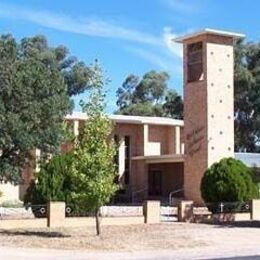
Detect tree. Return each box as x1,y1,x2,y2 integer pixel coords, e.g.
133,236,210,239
115,70,183,118
201,157,258,212
163,90,183,119
71,65,118,235
234,40,260,152
0,34,96,184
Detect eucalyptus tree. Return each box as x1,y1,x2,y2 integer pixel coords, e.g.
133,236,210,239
0,34,96,183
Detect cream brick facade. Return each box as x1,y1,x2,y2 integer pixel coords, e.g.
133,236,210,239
207,42,234,165
1,28,251,206
14,115,185,203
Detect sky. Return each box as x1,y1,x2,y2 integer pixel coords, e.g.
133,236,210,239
0,0,259,113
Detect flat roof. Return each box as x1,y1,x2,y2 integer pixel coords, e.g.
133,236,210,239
132,154,185,164
65,112,184,127
174,28,245,43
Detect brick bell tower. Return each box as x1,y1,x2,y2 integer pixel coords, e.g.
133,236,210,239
175,29,245,204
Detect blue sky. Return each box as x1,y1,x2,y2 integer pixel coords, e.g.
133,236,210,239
0,0,259,113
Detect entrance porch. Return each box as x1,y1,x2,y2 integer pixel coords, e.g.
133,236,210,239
132,154,184,203
148,162,184,202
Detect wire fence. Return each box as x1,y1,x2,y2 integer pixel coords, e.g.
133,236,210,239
0,204,47,220
65,205,95,217
205,201,251,214
0,201,252,221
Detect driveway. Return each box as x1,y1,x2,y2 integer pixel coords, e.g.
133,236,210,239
0,246,260,260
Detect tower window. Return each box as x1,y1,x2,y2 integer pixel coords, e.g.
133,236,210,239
187,42,203,82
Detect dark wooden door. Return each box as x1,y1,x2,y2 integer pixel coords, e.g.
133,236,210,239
148,170,162,196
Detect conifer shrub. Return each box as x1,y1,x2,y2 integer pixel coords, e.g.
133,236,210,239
24,152,75,217
201,157,258,213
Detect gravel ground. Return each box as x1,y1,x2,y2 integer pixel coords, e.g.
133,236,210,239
0,222,260,259
0,223,206,251
0,222,260,253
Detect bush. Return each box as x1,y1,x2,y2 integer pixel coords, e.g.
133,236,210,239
24,152,75,217
201,157,258,212
251,167,260,194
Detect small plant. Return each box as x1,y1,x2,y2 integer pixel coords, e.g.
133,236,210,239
201,157,258,213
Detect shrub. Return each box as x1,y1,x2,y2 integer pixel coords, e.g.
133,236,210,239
24,152,75,217
251,167,260,194
201,157,258,212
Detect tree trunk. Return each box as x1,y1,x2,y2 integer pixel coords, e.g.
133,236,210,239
95,208,101,236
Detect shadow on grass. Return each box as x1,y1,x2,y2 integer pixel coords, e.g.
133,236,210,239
0,229,71,238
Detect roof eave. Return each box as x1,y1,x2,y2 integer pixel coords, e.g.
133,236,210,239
174,28,245,43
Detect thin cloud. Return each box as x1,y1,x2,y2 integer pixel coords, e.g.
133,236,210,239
0,3,185,70
127,46,182,74
163,27,183,58
0,3,161,46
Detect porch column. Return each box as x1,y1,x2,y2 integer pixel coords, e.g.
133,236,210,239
35,148,41,173
118,136,125,179
175,126,180,154
73,120,79,136
143,124,149,156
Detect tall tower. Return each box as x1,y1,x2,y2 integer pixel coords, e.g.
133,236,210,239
175,29,245,204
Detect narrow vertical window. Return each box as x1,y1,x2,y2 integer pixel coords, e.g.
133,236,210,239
113,135,119,183
124,136,130,185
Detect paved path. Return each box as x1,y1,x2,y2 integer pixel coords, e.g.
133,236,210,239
0,246,260,260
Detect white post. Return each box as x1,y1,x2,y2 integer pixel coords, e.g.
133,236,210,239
118,136,125,179
73,120,79,136
181,143,185,154
35,148,41,173
175,126,180,154
143,124,149,156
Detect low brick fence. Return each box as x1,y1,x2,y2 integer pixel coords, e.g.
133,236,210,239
178,199,260,223
0,201,159,229
0,216,145,229
1,199,258,229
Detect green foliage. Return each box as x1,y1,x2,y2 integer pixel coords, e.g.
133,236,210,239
115,71,183,118
0,34,96,183
251,167,260,195
234,40,260,152
163,90,183,119
71,64,118,234
201,158,258,204
71,65,118,212
24,152,74,206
